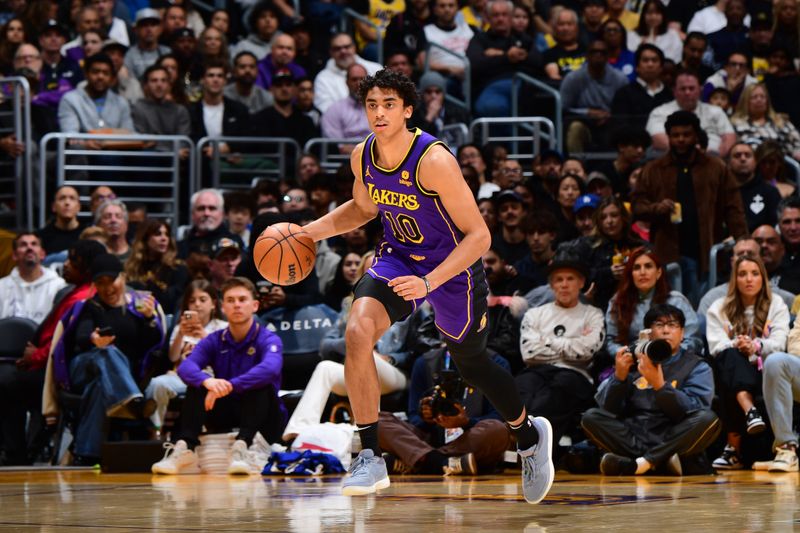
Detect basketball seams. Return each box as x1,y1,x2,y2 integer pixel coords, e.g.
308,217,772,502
286,225,316,278
254,222,316,284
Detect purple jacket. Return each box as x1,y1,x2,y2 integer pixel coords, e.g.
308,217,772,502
255,56,306,89
178,320,283,394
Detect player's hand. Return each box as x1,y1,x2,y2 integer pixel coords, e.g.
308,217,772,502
420,396,435,423
435,403,469,429
388,275,428,300
205,389,219,411
203,377,233,397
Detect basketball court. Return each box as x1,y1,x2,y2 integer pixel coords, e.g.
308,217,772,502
0,469,796,531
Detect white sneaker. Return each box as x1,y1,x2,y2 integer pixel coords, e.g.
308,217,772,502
768,446,799,473
228,440,252,475
152,440,201,475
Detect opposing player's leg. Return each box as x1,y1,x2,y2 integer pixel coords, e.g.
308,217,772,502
342,274,413,495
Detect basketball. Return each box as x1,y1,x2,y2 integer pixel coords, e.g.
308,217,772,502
253,222,316,285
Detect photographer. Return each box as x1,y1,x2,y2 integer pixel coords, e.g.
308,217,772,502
377,347,512,476
582,304,720,476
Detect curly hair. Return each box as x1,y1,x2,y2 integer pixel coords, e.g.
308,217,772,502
610,246,670,345
722,255,773,338
356,68,418,108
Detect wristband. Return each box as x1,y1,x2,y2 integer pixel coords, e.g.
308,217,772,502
421,276,431,295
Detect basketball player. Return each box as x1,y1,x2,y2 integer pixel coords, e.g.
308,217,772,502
302,69,554,503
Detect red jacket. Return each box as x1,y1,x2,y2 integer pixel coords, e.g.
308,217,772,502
29,283,95,370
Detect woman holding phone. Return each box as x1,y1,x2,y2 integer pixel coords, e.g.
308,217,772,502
145,280,227,432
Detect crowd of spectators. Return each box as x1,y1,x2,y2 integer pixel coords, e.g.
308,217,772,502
1,0,800,477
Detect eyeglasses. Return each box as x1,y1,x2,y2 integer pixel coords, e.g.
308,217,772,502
727,61,748,68
16,54,40,61
651,320,681,329
283,195,305,203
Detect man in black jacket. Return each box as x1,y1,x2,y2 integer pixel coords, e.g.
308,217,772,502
189,60,250,155
610,44,672,132
466,0,541,117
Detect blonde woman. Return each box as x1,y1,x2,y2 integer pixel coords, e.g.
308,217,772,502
706,255,790,469
731,83,800,161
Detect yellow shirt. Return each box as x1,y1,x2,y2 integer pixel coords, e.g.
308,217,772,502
603,11,640,32
460,6,489,31
355,0,406,50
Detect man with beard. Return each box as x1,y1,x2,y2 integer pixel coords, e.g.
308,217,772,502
224,52,274,114
752,225,787,282
632,111,746,304
252,69,318,147
321,64,371,141
595,129,649,199
96,199,131,262
132,65,192,155
728,143,780,232
178,188,244,260
775,197,800,295
0,233,66,323
208,238,242,294
125,8,171,81
0,240,104,465
491,190,530,265
313,33,381,113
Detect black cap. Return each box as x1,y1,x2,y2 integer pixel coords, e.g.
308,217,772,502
539,149,564,163
751,10,772,30
211,237,241,259
91,253,123,281
493,189,524,208
170,27,195,41
273,67,295,84
547,252,589,279
41,19,68,38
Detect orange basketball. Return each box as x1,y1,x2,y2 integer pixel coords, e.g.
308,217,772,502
253,222,316,285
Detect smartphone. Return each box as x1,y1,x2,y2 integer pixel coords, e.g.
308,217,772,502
98,326,114,337
183,310,198,322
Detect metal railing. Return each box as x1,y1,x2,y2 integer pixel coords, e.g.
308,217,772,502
784,155,800,190
38,133,193,228
469,116,556,160
423,43,471,113
665,262,682,294
0,77,32,230
340,8,383,65
708,239,734,290
304,137,363,173
511,73,562,154
441,122,470,150
194,136,300,192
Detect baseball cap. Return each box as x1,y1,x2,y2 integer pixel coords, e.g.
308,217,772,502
273,68,295,84
91,253,123,281
212,237,241,259
547,252,589,279
101,39,128,54
586,172,611,188
135,7,162,25
573,193,601,213
170,27,195,41
751,11,772,30
494,189,524,208
41,19,68,38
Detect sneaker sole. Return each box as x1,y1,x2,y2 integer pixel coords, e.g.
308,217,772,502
151,464,201,475
746,422,766,435
768,464,799,473
712,464,743,470
342,476,390,496
524,416,555,505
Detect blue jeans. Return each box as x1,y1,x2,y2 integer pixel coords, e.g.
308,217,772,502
474,78,513,118
68,346,143,457
679,256,708,308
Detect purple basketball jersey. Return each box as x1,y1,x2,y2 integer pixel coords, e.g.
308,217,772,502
361,128,488,342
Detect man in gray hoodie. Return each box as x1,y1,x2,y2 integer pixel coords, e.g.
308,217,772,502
132,64,191,154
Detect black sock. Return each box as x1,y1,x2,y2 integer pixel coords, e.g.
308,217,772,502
357,422,381,455
509,416,539,450
421,450,448,474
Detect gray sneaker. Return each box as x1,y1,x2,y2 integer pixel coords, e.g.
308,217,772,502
342,449,391,496
519,416,555,504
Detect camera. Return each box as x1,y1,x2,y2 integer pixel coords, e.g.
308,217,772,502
628,329,672,365
428,367,469,418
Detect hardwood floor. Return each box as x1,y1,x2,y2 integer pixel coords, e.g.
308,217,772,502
0,469,797,532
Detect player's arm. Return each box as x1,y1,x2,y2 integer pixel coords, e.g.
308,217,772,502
389,145,491,300
302,142,379,242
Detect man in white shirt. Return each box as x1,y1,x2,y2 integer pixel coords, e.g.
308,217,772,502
646,70,736,157
92,0,131,46
515,255,605,443
313,33,381,113
0,233,66,324
423,0,473,82
687,0,750,35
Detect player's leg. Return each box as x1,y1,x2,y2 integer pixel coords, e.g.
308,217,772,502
343,273,413,495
